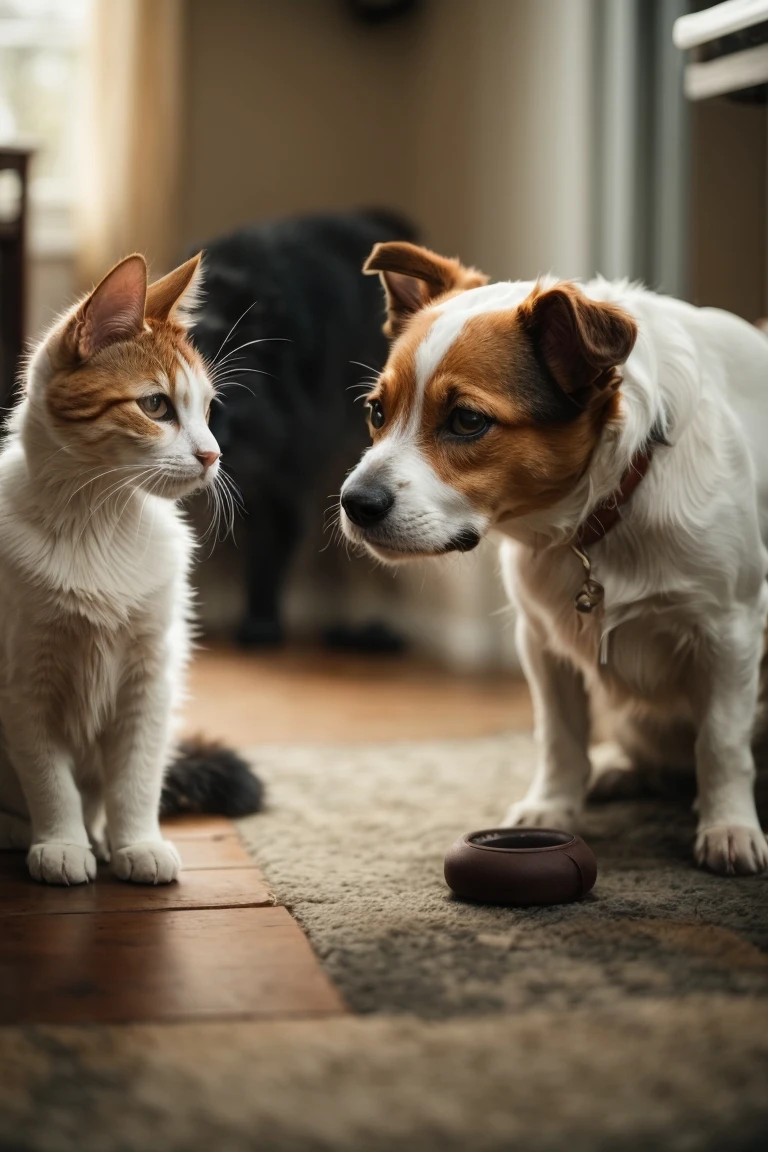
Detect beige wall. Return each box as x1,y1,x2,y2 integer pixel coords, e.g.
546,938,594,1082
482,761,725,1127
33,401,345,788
180,0,423,252
181,0,595,280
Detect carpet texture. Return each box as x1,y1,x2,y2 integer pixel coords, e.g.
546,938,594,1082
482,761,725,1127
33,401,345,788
1,1001,767,1152
237,734,768,1018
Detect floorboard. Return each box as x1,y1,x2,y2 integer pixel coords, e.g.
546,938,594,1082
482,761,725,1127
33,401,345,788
0,906,344,1025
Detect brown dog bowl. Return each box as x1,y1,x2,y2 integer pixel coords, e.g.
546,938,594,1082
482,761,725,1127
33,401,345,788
444,828,597,906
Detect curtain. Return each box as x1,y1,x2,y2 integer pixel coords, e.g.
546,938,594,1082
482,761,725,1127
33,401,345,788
77,0,184,289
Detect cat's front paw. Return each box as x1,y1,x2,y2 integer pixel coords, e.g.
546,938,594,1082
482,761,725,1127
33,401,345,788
695,824,768,876
502,798,582,833
28,842,96,885
111,840,181,884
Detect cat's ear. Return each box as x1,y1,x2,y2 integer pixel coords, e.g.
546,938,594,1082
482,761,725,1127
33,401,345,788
73,254,148,361
363,242,488,338
145,253,204,326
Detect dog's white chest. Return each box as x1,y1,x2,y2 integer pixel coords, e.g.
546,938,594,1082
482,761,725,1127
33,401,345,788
500,539,697,709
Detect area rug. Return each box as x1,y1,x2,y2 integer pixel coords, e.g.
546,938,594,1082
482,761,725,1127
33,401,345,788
237,734,768,1018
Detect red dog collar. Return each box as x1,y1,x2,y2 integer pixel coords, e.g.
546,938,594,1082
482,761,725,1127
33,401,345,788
571,446,654,614
577,448,654,549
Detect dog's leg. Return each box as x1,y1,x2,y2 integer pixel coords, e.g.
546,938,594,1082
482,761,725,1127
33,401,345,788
694,611,768,875
503,614,591,831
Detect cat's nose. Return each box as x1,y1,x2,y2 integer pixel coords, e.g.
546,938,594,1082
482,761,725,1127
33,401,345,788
196,449,221,472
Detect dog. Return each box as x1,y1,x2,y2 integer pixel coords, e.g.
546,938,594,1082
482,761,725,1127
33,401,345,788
339,240,768,876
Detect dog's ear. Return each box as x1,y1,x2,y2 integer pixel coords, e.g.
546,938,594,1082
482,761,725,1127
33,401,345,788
364,242,488,338
519,282,637,409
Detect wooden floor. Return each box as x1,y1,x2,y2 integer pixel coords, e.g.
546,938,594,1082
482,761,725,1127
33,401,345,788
0,815,344,1026
0,646,530,1027
183,644,531,745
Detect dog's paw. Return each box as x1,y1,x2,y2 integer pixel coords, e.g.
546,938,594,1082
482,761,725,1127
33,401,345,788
502,799,582,833
111,840,180,884
28,842,96,885
695,825,768,876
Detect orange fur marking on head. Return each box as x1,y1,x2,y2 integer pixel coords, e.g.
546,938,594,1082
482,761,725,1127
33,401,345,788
46,254,210,437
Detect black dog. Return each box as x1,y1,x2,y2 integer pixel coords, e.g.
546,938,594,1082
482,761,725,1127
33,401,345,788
189,209,418,646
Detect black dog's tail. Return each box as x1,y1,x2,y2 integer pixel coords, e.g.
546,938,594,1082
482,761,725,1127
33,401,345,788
160,738,264,818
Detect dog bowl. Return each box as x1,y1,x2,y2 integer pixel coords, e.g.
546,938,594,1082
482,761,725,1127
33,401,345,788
444,828,597,906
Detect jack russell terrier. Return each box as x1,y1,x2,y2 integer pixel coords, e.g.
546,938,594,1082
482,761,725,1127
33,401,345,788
340,241,768,877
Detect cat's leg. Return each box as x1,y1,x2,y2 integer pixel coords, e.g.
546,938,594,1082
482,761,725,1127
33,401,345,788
238,490,302,648
100,664,180,884
80,759,109,863
0,714,95,883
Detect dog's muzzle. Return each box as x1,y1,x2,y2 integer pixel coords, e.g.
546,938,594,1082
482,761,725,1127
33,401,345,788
341,484,394,528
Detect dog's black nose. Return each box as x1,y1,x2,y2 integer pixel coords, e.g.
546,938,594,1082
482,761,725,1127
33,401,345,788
342,485,394,528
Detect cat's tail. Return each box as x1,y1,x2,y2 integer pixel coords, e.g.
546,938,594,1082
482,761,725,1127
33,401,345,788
160,738,264,818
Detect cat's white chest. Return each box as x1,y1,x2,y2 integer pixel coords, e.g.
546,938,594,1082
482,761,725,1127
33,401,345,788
8,496,193,628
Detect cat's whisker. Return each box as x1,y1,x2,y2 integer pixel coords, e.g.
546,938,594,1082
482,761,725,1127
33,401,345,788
216,381,256,397
209,360,246,387
75,468,156,547
59,464,151,515
217,467,245,510
210,301,259,366
215,477,236,541
140,486,160,561
349,360,381,376
218,366,276,379
214,336,291,370
40,442,76,468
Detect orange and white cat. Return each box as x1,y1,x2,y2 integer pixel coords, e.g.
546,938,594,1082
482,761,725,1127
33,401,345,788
0,254,228,885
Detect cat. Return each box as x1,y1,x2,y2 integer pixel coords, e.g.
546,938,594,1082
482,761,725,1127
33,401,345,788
0,252,260,886
188,209,418,646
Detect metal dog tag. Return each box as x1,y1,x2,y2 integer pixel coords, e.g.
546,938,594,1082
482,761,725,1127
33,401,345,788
575,578,605,613
571,545,605,614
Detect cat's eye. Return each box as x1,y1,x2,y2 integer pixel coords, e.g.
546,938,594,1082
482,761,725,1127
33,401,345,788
447,408,491,438
138,393,173,421
367,399,385,430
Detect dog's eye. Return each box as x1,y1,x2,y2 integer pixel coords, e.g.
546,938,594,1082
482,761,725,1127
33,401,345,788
367,399,385,430
138,393,173,421
448,408,489,437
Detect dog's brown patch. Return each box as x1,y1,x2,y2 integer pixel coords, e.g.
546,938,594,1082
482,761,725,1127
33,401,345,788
420,308,618,519
364,241,488,338
369,295,624,523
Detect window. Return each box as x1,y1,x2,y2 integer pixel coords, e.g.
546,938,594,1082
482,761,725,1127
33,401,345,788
0,0,90,252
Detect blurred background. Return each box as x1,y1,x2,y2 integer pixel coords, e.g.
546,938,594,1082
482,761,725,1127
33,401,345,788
0,0,763,738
